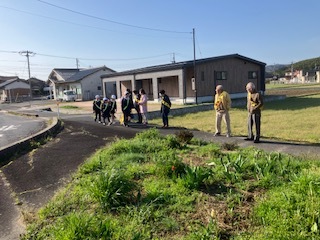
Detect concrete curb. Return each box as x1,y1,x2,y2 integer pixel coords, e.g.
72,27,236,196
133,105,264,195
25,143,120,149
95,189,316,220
0,117,63,166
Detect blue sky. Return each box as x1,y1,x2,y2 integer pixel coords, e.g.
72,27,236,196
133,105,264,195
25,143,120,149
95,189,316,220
0,0,319,80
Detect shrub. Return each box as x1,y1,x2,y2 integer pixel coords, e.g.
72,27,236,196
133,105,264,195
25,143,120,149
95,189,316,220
175,130,194,144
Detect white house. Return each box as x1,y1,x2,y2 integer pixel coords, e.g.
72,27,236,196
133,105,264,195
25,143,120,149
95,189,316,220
48,66,115,101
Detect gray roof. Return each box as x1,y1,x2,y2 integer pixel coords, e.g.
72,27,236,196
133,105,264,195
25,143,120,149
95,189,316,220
0,78,26,88
51,66,115,83
101,54,266,78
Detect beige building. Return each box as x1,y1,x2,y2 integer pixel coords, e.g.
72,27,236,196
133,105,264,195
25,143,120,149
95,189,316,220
101,54,266,104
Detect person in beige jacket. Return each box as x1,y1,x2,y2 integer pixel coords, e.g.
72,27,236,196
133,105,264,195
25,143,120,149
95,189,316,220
214,85,231,137
245,82,264,143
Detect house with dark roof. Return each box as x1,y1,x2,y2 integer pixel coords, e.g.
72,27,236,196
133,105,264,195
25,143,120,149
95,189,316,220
0,77,30,102
101,54,266,104
48,66,115,101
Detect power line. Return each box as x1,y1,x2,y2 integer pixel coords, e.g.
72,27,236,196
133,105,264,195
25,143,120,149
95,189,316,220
0,5,192,40
36,52,174,61
37,0,191,34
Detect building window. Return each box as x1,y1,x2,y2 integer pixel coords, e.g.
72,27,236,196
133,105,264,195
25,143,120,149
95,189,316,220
215,71,227,80
201,71,205,81
97,86,101,90
248,71,258,79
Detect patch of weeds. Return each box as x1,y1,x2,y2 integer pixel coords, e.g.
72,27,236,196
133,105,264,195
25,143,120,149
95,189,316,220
51,212,93,239
135,127,163,141
60,105,79,109
154,152,186,178
197,143,222,158
221,141,239,151
179,165,213,190
249,169,320,240
187,216,220,240
190,137,208,146
175,129,194,144
89,168,136,211
163,134,182,149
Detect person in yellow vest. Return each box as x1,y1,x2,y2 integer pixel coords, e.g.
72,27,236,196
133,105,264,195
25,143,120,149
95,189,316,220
214,85,231,137
245,82,264,143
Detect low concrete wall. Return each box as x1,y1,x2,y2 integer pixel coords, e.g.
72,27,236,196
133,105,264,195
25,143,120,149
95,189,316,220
0,117,63,166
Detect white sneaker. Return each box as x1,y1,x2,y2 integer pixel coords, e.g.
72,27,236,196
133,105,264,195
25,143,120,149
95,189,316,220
226,134,231,138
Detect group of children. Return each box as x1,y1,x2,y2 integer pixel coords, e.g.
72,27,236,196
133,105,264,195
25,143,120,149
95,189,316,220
92,94,117,125
92,88,171,128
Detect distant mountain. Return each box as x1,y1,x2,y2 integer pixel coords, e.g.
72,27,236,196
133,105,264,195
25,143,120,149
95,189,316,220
266,57,320,76
266,64,289,73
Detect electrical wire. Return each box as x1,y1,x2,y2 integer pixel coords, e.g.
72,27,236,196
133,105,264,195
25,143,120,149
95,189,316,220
37,0,191,34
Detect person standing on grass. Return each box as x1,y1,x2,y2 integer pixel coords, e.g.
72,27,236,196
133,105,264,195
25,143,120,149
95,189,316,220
214,85,231,137
138,88,148,125
93,95,102,123
245,82,264,143
159,89,171,128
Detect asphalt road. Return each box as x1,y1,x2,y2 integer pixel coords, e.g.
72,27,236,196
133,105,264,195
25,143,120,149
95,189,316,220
0,111,46,148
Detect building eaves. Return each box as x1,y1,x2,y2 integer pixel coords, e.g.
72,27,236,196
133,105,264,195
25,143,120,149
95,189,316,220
67,66,112,82
0,78,19,88
101,53,266,78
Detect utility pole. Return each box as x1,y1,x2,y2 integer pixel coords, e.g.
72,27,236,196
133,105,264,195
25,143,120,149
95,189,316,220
76,58,79,69
19,50,35,99
193,28,197,104
171,53,176,63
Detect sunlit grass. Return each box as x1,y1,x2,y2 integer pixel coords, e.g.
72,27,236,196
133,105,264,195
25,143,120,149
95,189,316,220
150,94,320,143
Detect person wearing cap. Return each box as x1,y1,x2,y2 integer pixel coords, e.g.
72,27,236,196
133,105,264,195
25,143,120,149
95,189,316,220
101,97,111,126
214,85,231,137
138,88,148,125
245,82,264,143
93,95,102,123
159,90,171,128
109,95,117,125
121,91,133,127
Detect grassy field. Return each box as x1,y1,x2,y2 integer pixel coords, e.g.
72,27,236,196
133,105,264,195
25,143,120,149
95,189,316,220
150,83,320,143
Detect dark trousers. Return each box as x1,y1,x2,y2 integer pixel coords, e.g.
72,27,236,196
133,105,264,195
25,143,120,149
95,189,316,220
123,111,131,126
162,110,169,126
248,112,261,140
134,106,142,123
102,111,110,123
94,110,101,122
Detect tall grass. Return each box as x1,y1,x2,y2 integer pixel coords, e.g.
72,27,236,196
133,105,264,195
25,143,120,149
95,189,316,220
21,129,320,239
